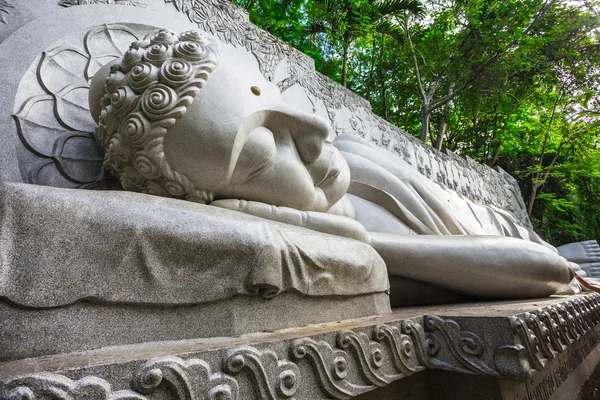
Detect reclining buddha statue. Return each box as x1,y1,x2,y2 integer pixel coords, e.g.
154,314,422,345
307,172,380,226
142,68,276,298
1,18,596,360
87,28,578,306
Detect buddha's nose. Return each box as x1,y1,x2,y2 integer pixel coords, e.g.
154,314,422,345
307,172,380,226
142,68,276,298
273,101,332,163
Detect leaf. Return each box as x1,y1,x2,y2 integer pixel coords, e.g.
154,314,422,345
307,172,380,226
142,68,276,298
0,0,12,24
165,0,193,14
376,0,424,18
375,18,405,42
58,0,81,6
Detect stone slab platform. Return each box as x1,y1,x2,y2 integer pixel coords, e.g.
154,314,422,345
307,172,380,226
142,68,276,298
1,294,599,399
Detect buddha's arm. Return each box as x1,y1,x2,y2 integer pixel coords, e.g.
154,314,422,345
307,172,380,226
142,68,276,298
370,232,574,299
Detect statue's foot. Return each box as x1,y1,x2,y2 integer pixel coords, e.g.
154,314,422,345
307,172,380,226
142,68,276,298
558,240,600,264
578,262,600,278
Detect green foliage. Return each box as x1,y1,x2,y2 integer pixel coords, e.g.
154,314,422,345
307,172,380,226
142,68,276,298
240,0,600,244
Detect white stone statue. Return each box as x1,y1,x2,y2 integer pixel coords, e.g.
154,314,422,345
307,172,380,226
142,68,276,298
87,29,576,306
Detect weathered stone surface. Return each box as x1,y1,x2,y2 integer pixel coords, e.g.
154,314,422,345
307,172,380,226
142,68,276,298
0,181,388,309
0,7,597,400
1,295,599,399
0,180,390,361
0,292,390,362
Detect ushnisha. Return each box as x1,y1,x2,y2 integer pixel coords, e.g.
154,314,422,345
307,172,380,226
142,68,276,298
92,29,221,203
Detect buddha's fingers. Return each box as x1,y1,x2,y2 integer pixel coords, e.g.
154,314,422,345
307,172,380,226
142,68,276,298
210,198,371,242
370,233,574,299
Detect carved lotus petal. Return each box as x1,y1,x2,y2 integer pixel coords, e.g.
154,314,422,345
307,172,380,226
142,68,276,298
14,95,68,158
55,84,97,132
39,46,89,96
84,24,139,80
56,134,104,183
27,160,81,188
14,86,102,188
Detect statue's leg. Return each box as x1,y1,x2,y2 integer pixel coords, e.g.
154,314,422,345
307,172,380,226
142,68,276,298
370,233,574,300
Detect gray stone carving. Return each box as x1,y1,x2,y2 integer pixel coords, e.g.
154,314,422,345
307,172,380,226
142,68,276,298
559,240,600,277
132,356,239,399
59,0,149,7
165,0,288,82
2,295,599,400
223,347,299,399
0,0,11,24
13,24,143,188
2,0,532,228
424,315,499,377
81,23,574,305
0,375,144,400
93,29,221,203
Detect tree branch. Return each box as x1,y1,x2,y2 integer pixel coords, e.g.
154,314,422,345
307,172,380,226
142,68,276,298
430,80,470,109
523,0,556,35
403,14,426,102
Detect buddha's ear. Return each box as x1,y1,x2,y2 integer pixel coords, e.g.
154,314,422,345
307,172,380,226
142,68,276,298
88,59,120,124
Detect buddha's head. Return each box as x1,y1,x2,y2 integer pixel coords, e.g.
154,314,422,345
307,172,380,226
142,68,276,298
89,29,350,212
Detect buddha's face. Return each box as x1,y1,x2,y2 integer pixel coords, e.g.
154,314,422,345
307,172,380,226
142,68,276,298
163,48,350,212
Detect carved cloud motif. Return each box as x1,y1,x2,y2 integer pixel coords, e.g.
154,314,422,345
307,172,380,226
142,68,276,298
14,24,139,188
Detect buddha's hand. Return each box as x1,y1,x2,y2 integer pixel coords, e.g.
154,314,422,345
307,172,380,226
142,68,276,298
210,199,370,243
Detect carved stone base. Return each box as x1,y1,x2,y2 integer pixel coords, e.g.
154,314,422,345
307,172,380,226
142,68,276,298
1,295,599,400
0,292,390,362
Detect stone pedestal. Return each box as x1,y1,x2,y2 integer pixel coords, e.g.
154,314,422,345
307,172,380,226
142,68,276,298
2,295,599,399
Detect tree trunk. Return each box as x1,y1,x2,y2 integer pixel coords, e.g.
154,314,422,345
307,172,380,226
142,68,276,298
367,39,376,102
487,146,500,167
420,106,430,142
378,34,388,120
342,41,349,87
527,183,541,217
435,116,447,150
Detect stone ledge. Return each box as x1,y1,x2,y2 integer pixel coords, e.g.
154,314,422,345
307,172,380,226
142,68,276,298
1,294,599,399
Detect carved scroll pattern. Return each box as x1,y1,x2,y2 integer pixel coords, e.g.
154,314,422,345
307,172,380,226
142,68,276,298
0,374,144,400
420,295,600,382
1,322,428,400
13,24,140,188
0,0,11,24
495,294,600,382
3,297,599,399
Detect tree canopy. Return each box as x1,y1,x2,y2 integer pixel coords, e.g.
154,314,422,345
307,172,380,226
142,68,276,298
232,0,600,245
